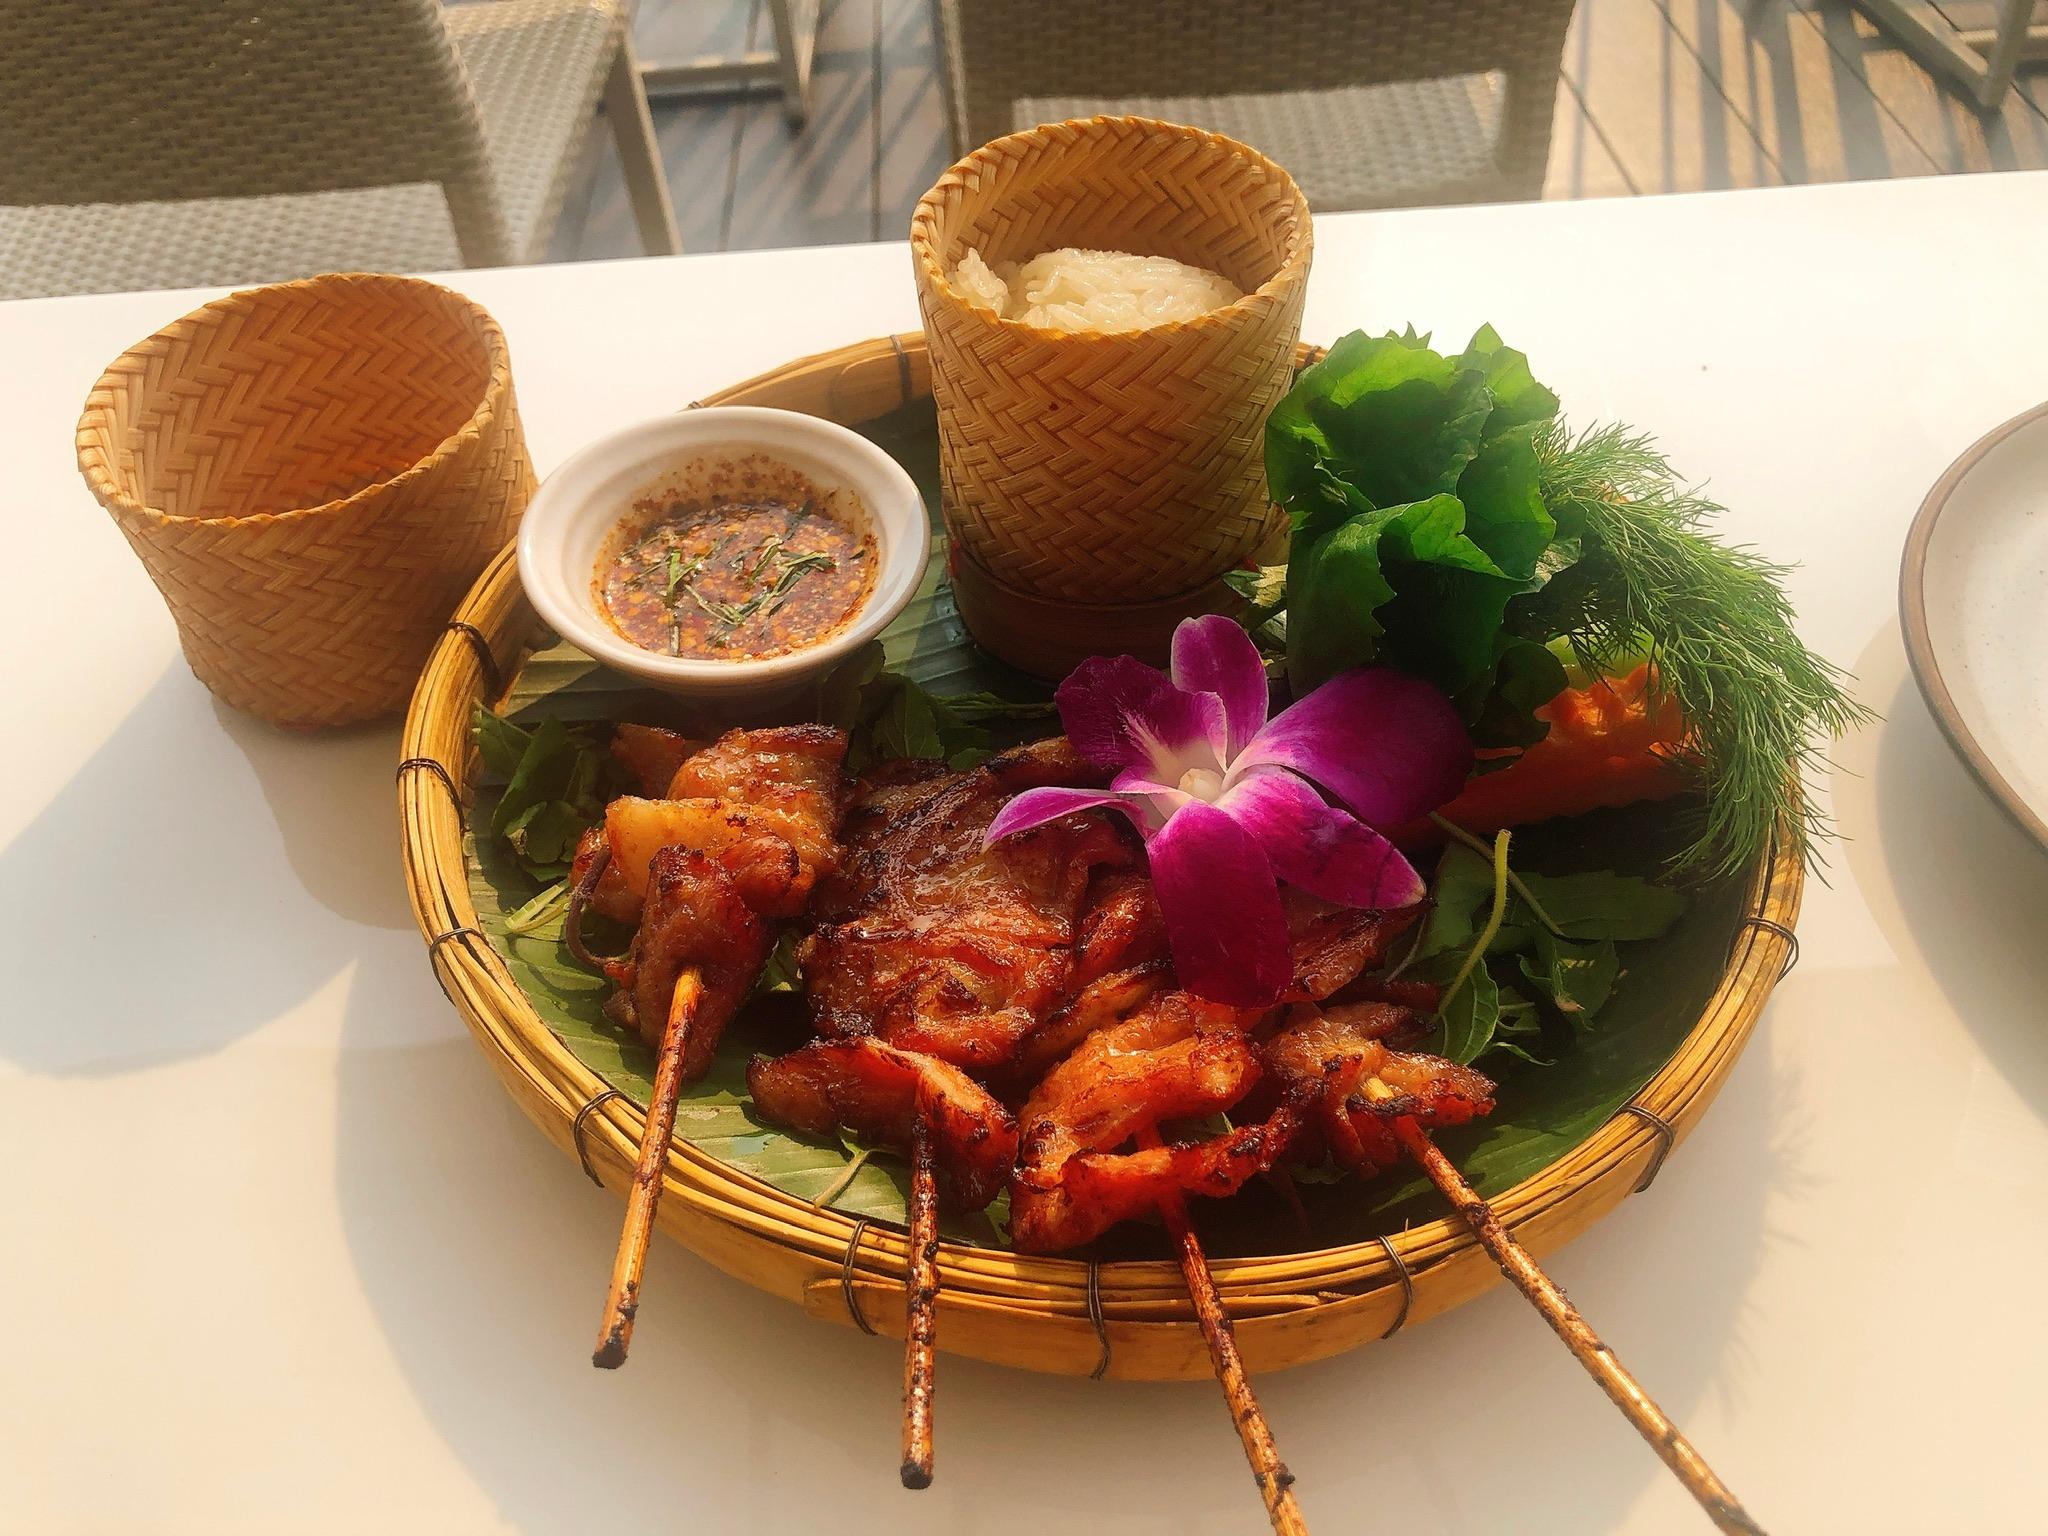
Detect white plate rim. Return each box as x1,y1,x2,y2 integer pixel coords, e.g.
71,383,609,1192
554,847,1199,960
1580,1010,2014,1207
1899,399,2048,853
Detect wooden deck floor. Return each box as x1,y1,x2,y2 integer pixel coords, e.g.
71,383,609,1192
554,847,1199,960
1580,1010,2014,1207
554,0,2048,261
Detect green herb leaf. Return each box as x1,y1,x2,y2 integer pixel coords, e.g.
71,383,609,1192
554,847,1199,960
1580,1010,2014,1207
1503,868,1687,943
473,706,532,780
1433,959,1500,1065
1456,324,1561,437
475,709,618,883
1524,419,1877,877
1270,332,1565,724
1267,330,1492,509
1517,932,1620,1017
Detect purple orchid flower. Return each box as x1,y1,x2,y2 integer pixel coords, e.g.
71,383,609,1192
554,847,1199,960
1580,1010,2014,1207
985,615,1472,1007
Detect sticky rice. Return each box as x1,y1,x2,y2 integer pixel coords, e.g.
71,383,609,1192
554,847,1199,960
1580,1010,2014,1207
953,246,1243,332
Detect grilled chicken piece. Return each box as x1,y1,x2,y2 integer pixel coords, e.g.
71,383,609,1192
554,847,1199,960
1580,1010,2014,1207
799,738,1135,1072
618,848,769,1072
574,725,849,925
1007,898,1434,1252
746,1038,1018,1211
1009,1024,1269,1253
1008,870,1172,1086
1043,1111,1302,1253
1261,1004,1496,1176
610,723,696,798
1283,895,1428,1002
587,726,849,1078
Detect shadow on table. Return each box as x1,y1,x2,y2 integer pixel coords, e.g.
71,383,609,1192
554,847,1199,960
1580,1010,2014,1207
330,974,1788,1534
1834,624,2048,1119
0,665,411,1076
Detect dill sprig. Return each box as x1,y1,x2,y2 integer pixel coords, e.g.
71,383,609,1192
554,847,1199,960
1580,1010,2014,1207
1524,420,1875,880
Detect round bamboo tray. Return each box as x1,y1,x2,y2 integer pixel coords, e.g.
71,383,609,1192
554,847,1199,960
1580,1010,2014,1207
79,272,535,729
400,332,1803,1382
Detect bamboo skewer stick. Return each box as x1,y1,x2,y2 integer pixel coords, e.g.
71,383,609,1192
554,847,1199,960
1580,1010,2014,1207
1362,1079,1763,1536
1138,1129,1308,1536
593,969,703,1369
899,1115,939,1489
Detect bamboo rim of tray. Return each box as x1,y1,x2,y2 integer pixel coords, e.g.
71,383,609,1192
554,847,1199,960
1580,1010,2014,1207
399,332,1804,1381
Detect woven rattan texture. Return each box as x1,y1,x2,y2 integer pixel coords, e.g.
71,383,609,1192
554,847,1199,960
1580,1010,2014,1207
76,273,535,728
910,117,1309,604
1019,74,1509,212
0,0,626,297
934,0,1575,207
0,0,496,211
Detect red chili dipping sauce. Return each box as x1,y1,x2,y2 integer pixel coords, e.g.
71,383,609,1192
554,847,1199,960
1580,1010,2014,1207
595,459,876,661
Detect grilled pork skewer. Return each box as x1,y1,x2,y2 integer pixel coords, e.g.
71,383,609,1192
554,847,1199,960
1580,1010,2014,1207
581,726,851,1368
1135,1124,1309,1536
1360,1078,1764,1535
746,1035,1020,1489
786,738,1129,1482
900,1121,939,1489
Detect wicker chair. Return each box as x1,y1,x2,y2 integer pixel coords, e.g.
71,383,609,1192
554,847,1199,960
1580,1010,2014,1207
0,0,682,301
932,0,1579,211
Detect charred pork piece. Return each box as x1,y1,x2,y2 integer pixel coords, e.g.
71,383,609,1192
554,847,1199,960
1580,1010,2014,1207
580,725,849,1066
799,739,1136,1073
575,725,850,926
609,723,696,797
747,1037,1017,1211
1261,1004,1496,1177
1006,898,1435,1253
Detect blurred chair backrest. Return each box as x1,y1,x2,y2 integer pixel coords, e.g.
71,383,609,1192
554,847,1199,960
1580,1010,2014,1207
937,0,1577,191
0,0,511,264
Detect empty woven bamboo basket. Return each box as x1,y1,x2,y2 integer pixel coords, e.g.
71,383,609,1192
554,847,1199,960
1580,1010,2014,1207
77,271,535,728
910,116,1311,675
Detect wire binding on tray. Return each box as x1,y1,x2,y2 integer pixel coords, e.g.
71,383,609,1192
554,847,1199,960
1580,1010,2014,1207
396,756,464,829
840,1217,879,1335
1375,1235,1413,1340
889,333,914,410
428,924,486,958
443,620,505,697
1731,915,1800,981
1086,1261,1111,1380
571,1088,629,1185
1616,1103,1677,1193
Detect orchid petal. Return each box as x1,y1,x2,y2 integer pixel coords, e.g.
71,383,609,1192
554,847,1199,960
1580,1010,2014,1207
984,785,1165,843
1056,655,1228,783
1169,615,1270,761
1145,800,1291,1006
1231,667,1472,826
1217,768,1426,908
1109,768,1196,820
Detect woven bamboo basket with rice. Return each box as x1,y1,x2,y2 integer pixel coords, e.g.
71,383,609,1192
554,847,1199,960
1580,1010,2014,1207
398,330,1803,1382
911,116,1312,677
78,272,534,729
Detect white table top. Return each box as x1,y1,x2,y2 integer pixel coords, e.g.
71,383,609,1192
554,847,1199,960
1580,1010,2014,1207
7,173,2048,1535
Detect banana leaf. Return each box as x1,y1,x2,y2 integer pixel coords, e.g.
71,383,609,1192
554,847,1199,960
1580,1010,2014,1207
465,401,1747,1259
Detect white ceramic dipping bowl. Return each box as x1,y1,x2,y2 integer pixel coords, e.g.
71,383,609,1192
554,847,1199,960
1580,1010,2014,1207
516,407,929,701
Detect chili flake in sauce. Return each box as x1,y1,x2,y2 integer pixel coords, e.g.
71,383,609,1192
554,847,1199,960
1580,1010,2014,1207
597,494,875,660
